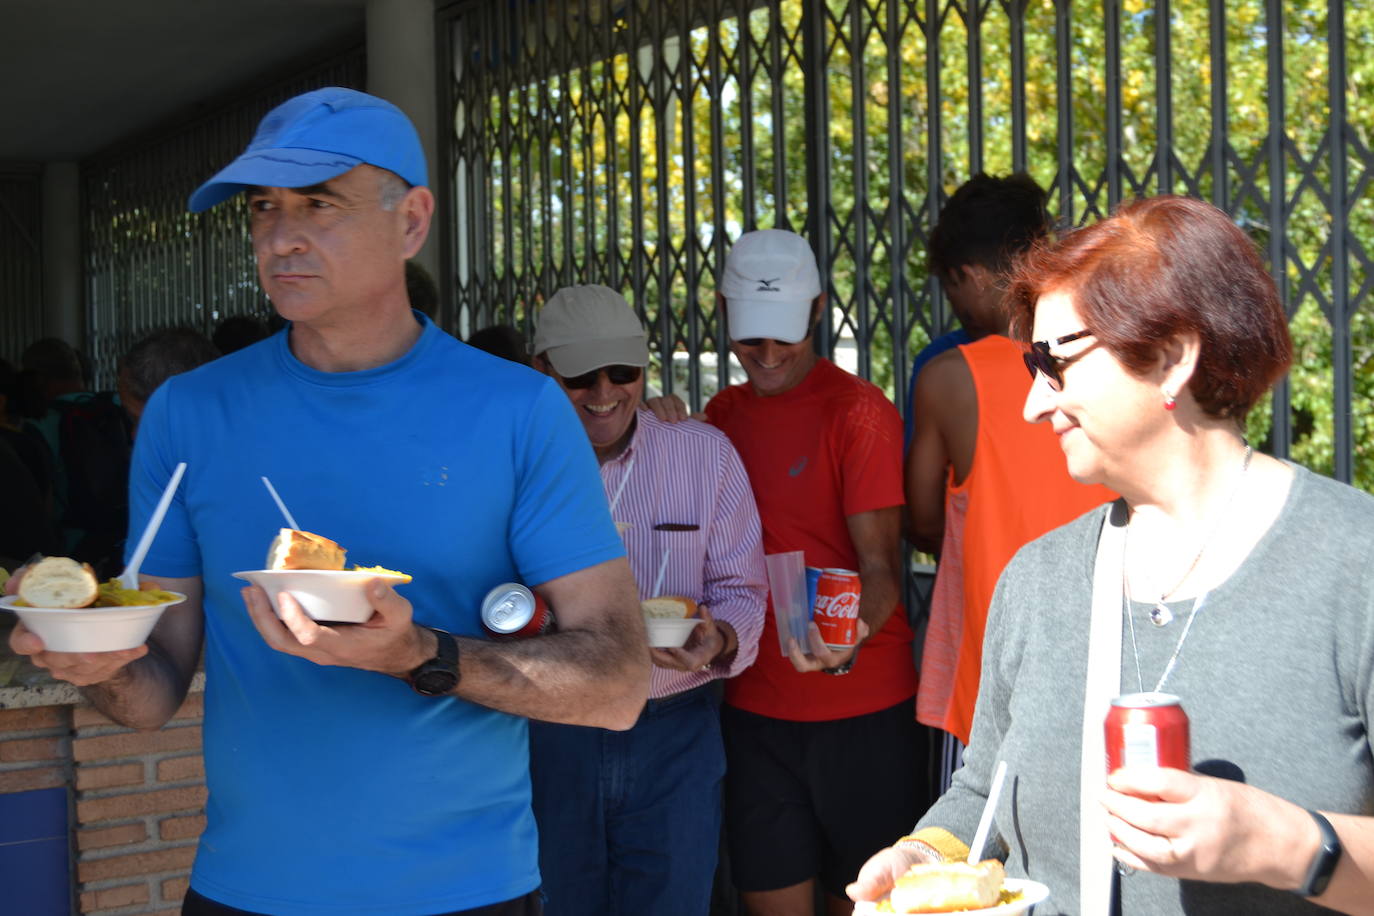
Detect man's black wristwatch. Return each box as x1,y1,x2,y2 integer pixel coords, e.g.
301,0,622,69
821,641,861,676
821,655,856,676
407,627,460,696
1293,809,1341,898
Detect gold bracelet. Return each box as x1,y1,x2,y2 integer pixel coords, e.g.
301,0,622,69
895,828,971,863
894,836,940,860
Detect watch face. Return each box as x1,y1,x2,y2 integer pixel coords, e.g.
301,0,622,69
411,668,458,696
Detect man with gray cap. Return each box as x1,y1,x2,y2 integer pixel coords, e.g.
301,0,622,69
699,229,925,916
530,284,767,916
9,88,648,916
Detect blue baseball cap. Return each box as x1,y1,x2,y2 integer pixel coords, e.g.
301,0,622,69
188,87,428,212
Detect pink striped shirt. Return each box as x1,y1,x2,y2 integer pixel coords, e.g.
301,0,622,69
601,408,767,699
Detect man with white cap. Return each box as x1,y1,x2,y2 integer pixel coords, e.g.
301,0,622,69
701,229,927,916
530,284,767,916
9,88,649,916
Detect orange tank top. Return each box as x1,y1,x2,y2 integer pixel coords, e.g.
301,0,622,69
917,335,1115,743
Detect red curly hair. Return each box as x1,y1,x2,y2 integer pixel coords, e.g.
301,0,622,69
1007,195,1292,419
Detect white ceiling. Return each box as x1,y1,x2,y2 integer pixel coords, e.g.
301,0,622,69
0,0,368,163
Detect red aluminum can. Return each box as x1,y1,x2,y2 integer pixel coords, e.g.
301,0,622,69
812,568,861,650
1105,692,1190,773
481,583,555,639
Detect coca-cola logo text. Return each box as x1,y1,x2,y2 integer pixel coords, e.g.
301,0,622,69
814,591,859,618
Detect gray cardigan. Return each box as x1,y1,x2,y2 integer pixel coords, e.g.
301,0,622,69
918,464,1374,914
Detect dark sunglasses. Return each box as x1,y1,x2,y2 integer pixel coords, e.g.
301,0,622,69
560,365,643,389
1023,329,1095,390
734,337,787,347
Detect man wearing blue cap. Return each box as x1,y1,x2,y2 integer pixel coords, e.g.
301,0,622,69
10,87,649,916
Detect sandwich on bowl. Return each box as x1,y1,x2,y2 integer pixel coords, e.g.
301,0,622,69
266,528,346,570
641,596,698,618
263,528,411,581
15,556,179,609
877,859,1009,914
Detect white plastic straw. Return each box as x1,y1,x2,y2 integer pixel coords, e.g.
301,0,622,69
968,760,1008,864
119,462,187,590
652,547,671,597
261,476,301,530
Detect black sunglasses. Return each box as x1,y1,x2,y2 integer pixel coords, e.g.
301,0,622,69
560,365,643,390
734,337,789,347
1023,329,1095,390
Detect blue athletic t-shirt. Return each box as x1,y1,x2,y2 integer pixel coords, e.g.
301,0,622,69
128,313,625,915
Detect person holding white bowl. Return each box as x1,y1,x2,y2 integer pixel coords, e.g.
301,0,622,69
530,283,768,916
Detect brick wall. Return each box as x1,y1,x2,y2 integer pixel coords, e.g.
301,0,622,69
0,704,71,795
0,695,208,916
74,694,206,915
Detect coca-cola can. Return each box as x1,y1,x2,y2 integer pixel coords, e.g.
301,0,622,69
481,583,555,639
812,568,861,650
1105,692,1190,773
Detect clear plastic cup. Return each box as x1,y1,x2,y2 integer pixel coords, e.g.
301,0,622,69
764,551,811,657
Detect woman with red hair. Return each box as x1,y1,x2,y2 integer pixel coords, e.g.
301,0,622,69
850,196,1374,914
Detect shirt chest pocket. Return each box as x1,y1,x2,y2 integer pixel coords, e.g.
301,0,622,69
623,523,709,602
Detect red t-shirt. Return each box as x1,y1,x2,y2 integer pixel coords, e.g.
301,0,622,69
706,358,917,721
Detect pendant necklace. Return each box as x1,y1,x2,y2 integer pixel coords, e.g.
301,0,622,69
1124,589,1208,694
1121,441,1253,693
1124,443,1252,628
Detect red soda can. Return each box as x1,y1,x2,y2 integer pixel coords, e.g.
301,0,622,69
812,568,861,650
1105,692,1190,772
481,583,555,639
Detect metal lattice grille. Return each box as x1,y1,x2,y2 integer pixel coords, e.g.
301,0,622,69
444,0,813,402
82,50,366,390
0,168,44,368
440,0,1372,489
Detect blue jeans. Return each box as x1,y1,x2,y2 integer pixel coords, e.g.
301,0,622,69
528,684,725,916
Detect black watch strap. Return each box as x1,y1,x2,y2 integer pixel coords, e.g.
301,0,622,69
1293,809,1341,898
821,654,856,676
821,641,861,676
408,627,460,696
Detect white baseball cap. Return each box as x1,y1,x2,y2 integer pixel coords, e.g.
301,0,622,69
533,284,650,377
720,229,822,343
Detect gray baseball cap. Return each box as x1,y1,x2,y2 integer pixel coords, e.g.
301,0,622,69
533,285,650,377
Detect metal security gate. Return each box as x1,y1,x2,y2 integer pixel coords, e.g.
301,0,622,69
0,167,44,368
439,0,1372,490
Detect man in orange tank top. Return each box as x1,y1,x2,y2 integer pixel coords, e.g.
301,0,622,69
905,175,1114,780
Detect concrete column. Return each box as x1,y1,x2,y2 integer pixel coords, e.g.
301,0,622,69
41,162,83,349
366,0,440,288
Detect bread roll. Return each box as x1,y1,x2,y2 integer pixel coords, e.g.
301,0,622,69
887,859,1005,913
641,596,698,619
18,557,100,609
265,528,346,571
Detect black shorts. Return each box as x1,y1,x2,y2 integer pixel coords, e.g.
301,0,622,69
182,887,542,916
722,698,930,898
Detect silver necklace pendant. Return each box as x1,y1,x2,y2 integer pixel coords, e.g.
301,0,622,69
1149,602,1174,627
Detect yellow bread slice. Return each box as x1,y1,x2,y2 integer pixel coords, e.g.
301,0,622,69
265,528,346,571
887,859,1005,913
17,557,100,608
641,596,698,619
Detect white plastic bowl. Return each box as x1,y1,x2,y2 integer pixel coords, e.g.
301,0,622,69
1,592,186,652
644,617,702,648
233,569,410,623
